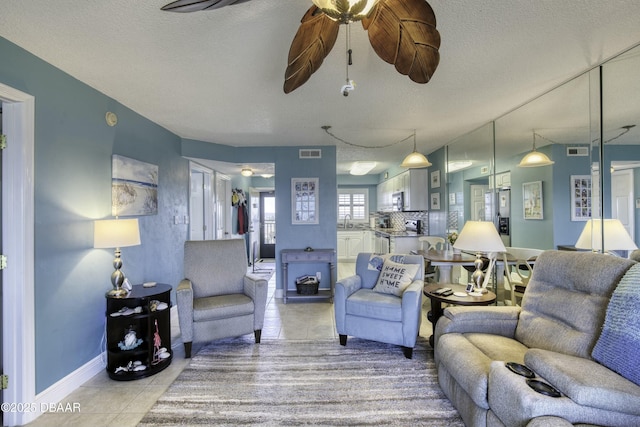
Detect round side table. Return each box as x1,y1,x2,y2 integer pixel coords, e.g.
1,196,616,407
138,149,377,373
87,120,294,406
423,283,496,347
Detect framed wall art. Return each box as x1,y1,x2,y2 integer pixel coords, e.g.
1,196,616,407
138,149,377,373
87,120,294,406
571,175,591,221
431,192,441,210
431,170,441,188
522,181,543,220
112,154,158,216
291,178,318,224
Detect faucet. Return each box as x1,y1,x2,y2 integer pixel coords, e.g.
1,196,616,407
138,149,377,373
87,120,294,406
343,214,351,229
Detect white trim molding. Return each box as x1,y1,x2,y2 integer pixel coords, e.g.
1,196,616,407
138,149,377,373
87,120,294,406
1,83,36,426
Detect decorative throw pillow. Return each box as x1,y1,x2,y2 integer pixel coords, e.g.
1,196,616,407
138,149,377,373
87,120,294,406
592,263,640,387
372,259,420,296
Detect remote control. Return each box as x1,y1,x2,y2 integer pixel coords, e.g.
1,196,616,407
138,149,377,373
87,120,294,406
441,289,453,296
433,287,452,295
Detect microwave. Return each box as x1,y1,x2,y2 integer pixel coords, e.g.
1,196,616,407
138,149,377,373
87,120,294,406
392,191,404,211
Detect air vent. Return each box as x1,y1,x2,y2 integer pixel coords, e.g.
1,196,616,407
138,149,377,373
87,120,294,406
567,146,589,157
299,149,322,159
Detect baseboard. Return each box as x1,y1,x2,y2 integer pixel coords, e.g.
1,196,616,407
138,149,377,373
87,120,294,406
21,352,105,425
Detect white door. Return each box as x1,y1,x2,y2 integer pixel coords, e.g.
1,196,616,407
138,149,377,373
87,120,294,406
189,164,214,240
470,185,488,221
611,169,634,241
215,173,231,239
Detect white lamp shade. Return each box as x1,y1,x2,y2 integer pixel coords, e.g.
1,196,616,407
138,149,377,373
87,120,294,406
453,221,506,253
518,150,555,167
400,152,432,168
575,219,637,251
94,218,141,249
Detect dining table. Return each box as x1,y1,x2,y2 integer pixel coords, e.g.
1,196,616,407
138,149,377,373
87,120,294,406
418,249,477,284
417,249,535,287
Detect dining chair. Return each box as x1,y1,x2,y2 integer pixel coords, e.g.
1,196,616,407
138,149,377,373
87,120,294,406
419,236,446,283
502,247,543,306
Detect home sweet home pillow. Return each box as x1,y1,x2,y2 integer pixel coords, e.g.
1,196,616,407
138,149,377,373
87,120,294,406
372,259,420,296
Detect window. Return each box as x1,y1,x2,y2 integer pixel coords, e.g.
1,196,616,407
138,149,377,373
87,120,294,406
338,188,369,222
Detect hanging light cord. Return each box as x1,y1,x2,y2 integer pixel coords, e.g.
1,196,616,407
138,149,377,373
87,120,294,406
346,23,352,84
321,126,414,149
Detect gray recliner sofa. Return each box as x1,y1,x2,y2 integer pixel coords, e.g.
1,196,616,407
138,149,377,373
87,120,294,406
434,250,640,427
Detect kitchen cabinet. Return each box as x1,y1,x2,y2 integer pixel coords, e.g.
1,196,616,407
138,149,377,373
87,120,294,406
390,236,421,254
402,169,429,211
337,231,366,261
376,169,429,211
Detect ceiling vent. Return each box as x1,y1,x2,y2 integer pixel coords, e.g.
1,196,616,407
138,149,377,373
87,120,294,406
299,149,322,159
567,146,589,157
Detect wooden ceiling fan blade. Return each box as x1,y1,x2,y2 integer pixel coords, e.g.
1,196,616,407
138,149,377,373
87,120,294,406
161,0,248,12
284,7,340,94
363,0,440,83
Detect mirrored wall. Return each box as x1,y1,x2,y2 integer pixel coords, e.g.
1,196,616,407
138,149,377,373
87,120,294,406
443,42,640,254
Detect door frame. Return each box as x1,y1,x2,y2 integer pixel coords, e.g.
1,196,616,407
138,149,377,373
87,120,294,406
1,83,36,426
259,191,276,259
188,162,214,240
611,168,635,243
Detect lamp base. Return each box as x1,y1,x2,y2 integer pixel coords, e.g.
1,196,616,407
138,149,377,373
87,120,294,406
106,287,129,298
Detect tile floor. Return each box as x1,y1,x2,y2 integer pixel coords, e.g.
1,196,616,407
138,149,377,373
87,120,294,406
25,262,441,427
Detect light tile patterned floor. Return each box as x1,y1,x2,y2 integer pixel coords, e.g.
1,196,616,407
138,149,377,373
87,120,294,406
26,262,434,426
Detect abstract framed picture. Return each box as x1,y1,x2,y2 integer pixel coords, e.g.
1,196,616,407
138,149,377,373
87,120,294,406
571,175,591,221
112,154,158,216
522,181,543,220
291,177,318,224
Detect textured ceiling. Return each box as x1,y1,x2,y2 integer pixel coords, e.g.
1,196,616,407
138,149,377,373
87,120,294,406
2,0,640,175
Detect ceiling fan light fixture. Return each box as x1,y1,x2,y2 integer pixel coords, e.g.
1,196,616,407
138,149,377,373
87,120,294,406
241,168,253,177
312,0,380,23
350,161,377,175
518,132,555,168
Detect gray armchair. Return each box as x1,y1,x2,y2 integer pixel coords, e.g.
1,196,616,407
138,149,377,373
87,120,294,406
334,253,425,358
177,239,268,358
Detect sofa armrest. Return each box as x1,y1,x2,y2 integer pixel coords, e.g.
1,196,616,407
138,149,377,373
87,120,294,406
243,274,269,330
435,306,521,347
334,275,363,334
176,278,194,343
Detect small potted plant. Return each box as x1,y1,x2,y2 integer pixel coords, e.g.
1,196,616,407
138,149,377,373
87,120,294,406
447,231,460,254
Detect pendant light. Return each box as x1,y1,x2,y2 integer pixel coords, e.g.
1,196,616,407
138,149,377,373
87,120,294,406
401,131,432,168
518,132,554,167
312,0,380,23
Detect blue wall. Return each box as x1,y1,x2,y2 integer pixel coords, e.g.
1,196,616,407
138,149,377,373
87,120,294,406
0,36,189,392
182,140,338,291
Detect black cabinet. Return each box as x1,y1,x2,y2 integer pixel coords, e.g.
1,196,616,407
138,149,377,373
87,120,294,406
105,284,172,380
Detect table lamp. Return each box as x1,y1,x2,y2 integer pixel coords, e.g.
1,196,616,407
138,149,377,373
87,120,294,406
453,221,506,292
94,218,141,297
575,218,637,255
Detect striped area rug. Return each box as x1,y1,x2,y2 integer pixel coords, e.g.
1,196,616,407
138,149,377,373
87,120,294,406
140,336,463,426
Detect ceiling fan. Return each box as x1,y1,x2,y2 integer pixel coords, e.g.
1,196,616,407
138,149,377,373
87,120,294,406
161,0,440,93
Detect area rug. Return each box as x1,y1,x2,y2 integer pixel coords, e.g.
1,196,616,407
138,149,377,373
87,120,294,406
139,337,463,426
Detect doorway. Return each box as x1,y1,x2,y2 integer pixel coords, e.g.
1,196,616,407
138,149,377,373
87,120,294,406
189,165,214,240
1,103,4,425
1,83,36,426
259,191,276,259
611,167,635,242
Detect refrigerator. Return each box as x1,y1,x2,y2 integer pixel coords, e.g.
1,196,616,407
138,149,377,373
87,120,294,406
485,189,511,247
